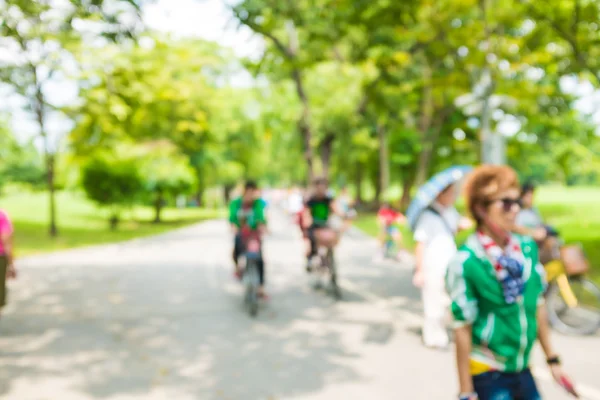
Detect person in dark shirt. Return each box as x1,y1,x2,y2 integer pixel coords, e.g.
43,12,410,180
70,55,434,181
302,177,343,271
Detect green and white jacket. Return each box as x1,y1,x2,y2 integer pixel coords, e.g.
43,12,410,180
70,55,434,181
445,233,547,374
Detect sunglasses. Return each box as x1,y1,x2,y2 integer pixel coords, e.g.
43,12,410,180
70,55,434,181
486,197,522,212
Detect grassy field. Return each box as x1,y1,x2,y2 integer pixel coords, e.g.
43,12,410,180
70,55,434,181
354,186,600,283
1,190,224,256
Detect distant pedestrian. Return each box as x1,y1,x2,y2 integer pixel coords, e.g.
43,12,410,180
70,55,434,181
413,183,468,349
0,208,16,316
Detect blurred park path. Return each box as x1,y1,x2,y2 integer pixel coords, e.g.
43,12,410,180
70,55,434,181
1,209,599,400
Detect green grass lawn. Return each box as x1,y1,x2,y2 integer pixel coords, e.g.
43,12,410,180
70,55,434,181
1,190,224,256
354,186,600,283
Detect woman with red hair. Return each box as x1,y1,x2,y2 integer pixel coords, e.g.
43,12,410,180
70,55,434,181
446,165,575,400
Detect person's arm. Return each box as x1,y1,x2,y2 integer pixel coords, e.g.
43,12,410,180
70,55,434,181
455,325,476,396
228,201,239,232
303,201,313,228
329,199,343,217
413,241,426,287
446,251,479,398
514,212,547,240
412,214,432,287
513,223,547,241
537,304,574,388
395,212,407,224
537,305,556,360
533,255,574,391
458,216,473,232
255,201,268,235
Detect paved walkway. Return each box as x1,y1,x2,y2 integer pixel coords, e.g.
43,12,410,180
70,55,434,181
1,210,599,399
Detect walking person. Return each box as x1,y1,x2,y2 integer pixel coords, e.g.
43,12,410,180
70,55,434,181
407,166,473,350
412,184,465,348
446,165,575,400
0,208,16,317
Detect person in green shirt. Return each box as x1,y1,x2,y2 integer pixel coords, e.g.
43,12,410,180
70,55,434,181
229,181,268,297
446,165,574,400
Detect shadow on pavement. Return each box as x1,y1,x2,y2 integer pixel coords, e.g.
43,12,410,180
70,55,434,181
0,213,437,399
0,254,364,399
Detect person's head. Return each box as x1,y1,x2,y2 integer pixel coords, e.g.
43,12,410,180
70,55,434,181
464,165,521,233
436,184,458,207
243,180,258,201
520,181,536,209
313,177,328,197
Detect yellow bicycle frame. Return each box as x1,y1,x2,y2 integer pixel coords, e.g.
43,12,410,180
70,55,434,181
545,260,578,308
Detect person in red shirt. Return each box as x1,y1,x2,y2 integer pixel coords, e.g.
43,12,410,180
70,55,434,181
377,203,406,257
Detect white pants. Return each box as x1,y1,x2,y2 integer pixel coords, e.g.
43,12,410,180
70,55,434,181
421,275,450,347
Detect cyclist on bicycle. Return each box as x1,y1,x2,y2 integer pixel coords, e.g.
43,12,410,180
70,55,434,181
229,181,268,297
514,181,560,264
377,202,405,256
303,178,343,271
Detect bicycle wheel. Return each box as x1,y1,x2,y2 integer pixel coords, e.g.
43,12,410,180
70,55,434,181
327,249,342,300
384,239,395,259
244,259,259,317
546,275,600,335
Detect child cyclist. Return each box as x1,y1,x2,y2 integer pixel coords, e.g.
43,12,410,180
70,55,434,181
377,202,406,258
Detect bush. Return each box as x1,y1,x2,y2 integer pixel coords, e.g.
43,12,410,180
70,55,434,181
81,157,144,229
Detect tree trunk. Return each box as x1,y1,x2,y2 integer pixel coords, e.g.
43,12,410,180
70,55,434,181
195,168,205,207
240,19,315,182
292,68,315,183
319,133,335,181
109,213,119,231
354,164,364,205
400,175,416,211
479,70,504,164
195,190,204,207
373,165,382,206
415,109,451,186
414,63,435,188
153,189,164,223
377,123,389,197
223,184,234,204
33,69,58,237
479,0,504,165
47,154,57,236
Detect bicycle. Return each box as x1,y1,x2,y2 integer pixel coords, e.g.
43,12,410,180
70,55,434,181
309,216,345,300
310,244,341,300
544,243,600,335
239,230,262,317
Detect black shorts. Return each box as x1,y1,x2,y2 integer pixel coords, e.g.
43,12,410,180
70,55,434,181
233,232,265,284
307,224,329,251
309,223,328,231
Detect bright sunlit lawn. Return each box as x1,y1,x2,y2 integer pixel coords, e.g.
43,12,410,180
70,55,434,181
1,190,225,256
354,186,600,284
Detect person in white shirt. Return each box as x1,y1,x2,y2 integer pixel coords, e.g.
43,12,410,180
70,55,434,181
287,187,304,216
412,183,471,349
